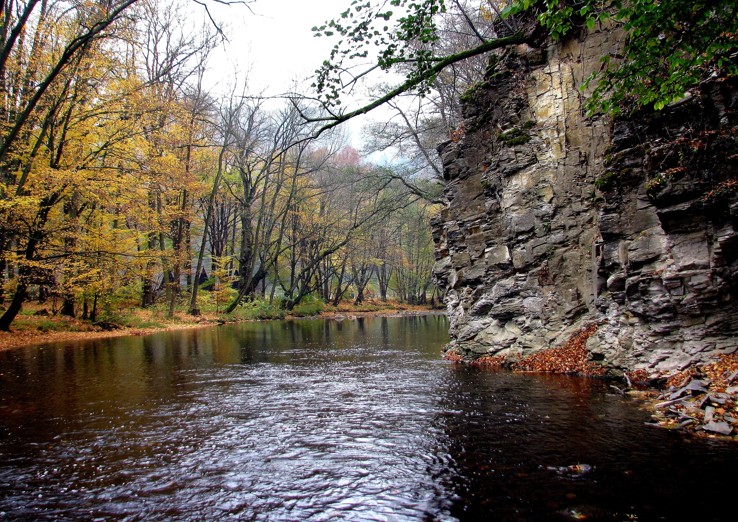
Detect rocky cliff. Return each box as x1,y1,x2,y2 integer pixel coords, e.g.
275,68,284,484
432,30,738,377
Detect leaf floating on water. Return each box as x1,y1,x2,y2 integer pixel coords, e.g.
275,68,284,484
562,507,588,520
547,463,594,476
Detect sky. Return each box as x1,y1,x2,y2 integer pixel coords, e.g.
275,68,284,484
202,0,395,151
209,0,347,94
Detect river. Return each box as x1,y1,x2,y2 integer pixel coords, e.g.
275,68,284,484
0,315,736,520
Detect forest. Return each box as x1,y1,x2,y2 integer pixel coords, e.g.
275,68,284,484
0,0,454,332
1,0,736,334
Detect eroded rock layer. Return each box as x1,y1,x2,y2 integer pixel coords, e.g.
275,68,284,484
432,33,738,375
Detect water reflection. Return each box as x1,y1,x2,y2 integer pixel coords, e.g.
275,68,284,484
431,367,738,521
0,315,736,521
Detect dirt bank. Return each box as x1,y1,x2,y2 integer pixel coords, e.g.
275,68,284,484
0,306,443,352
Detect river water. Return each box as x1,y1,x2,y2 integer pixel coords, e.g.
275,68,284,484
0,315,736,521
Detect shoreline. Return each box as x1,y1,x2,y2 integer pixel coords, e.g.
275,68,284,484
0,308,445,352
5,309,733,440
444,338,738,441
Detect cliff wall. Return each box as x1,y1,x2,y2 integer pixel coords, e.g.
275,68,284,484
432,31,738,376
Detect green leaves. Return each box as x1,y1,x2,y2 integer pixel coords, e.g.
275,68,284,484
500,0,536,18
314,0,738,118
508,0,738,114
312,0,447,108
586,0,738,114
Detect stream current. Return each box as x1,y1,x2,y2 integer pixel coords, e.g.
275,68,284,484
0,315,736,520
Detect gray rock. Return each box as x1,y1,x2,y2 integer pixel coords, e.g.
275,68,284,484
432,28,738,372
669,380,708,400
702,421,733,436
686,380,709,393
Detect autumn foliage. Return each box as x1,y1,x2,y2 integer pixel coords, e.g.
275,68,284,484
0,2,441,332
444,324,606,377
471,354,506,369
513,325,606,376
702,354,738,393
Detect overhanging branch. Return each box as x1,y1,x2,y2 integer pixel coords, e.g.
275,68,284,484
306,32,529,137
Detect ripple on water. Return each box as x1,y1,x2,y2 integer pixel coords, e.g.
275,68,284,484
1,317,738,521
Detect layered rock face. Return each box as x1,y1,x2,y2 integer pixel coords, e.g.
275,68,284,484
432,32,738,375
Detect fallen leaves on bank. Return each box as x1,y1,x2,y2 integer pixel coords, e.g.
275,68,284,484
0,319,216,351
647,354,738,438
513,324,606,376
470,354,507,368
444,325,607,376
443,350,465,363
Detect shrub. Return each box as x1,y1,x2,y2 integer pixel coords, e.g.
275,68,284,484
703,179,738,205
235,299,286,320
291,295,325,317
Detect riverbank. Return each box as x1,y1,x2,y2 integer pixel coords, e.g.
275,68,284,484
444,324,738,440
0,301,441,351
642,355,738,439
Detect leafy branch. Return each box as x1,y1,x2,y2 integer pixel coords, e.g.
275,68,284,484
310,0,738,132
305,31,530,136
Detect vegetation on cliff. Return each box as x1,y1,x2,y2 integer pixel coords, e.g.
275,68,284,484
311,0,738,128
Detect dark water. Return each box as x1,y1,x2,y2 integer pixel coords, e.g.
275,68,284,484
0,316,735,521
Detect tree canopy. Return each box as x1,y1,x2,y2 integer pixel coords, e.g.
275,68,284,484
310,0,738,127
0,0,441,331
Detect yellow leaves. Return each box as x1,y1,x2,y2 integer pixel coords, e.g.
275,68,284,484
479,2,511,22
0,194,44,214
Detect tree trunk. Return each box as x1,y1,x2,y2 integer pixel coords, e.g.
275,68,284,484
353,287,365,306
0,239,6,305
189,144,227,315
168,188,187,318
331,259,350,306
141,276,156,307
0,280,26,331
90,293,98,322
61,295,75,317
0,195,57,330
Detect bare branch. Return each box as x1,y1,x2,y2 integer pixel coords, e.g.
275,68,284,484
453,0,486,44
306,32,529,137
192,0,229,42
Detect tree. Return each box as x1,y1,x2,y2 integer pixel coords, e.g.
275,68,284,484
307,0,738,132
391,200,436,304
0,0,246,330
188,83,242,316
0,0,148,331
360,1,497,198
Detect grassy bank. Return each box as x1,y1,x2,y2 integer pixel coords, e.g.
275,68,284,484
0,298,440,351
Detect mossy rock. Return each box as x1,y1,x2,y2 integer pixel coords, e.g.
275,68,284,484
460,82,483,104
595,171,620,191
497,127,531,146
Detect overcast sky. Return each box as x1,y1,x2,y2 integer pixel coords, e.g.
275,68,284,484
201,0,395,150
209,0,347,94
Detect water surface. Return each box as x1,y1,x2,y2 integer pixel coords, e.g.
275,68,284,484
0,315,735,520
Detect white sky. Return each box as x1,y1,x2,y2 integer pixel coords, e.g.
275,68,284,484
202,0,396,151
210,0,345,93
